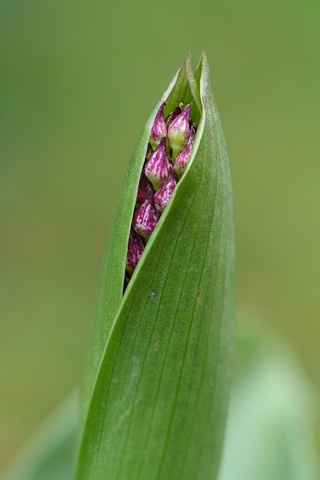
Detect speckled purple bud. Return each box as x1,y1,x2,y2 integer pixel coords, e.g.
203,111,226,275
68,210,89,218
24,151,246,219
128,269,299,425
144,137,171,191
166,103,183,127
126,228,145,274
168,103,192,161
136,173,154,205
146,142,153,160
133,196,161,241
174,123,197,179
150,101,167,148
154,167,177,213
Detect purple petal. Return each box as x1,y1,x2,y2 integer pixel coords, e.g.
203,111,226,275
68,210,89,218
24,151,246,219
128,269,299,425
136,173,154,205
133,198,161,240
154,168,177,212
144,137,171,191
126,228,145,274
150,101,167,148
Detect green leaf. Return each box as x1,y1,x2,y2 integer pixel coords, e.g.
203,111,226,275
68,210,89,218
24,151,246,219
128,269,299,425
2,393,78,480
80,54,189,420
76,51,235,480
219,313,320,480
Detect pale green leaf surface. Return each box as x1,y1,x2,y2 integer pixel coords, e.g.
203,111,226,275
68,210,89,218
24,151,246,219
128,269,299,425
219,313,320,480
76,52,235,480
2,393,78,480
4,321,319,480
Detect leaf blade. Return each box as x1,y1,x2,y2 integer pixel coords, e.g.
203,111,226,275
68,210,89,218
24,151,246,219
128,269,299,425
76,52,235,480
80,62,188,420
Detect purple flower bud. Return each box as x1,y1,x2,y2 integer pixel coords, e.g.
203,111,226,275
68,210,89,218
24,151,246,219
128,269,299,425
123,272,130,293
133,195,161,241
144,137,171,191
146,142,153,160
166,103,183,127
154,167,177,213
150,101,167,148
136,173,154,205
174,123,197,179
126,228,145,274
168,103,192,162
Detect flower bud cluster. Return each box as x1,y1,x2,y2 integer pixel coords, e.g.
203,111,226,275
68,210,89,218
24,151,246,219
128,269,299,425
124,101,197,292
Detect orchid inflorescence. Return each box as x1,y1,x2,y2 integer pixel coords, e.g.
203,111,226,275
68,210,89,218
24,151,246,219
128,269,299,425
125,101,197,291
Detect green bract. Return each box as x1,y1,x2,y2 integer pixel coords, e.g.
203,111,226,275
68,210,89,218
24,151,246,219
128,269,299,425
76,51,235,480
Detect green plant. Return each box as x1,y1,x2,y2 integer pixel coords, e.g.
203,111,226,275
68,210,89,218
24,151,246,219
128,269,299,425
3,51,320,480
75,50,235,480
2,51,233,480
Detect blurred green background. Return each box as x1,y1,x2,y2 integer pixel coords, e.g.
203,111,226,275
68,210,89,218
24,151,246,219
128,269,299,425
1,0,319,474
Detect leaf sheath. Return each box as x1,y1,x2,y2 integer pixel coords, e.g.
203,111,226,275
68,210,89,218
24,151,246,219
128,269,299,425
76,52,235,480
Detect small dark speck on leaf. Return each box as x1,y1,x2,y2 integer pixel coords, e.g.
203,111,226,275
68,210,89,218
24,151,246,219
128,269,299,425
149,293,156,300
155,343,159,351
117,430,121,435
197,291,200,301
